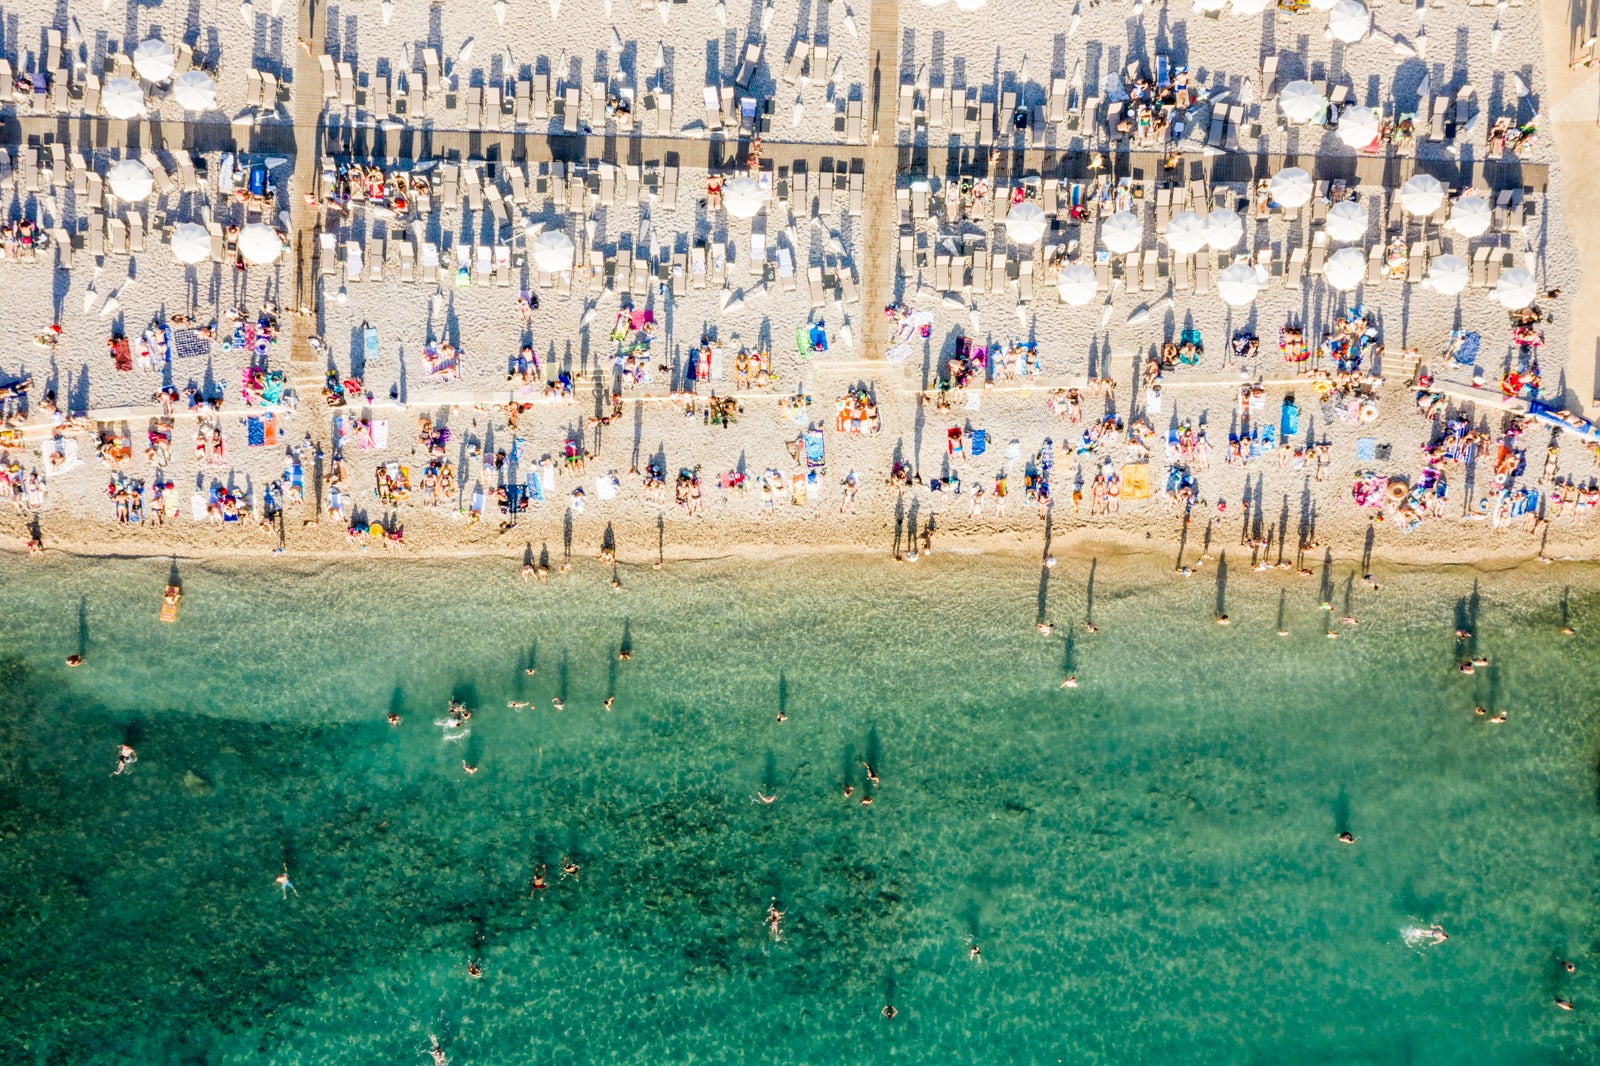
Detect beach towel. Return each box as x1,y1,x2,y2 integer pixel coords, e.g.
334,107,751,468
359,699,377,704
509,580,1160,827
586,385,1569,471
805,428,825,468
970,429,988,456
39,437,82,475
362,322,378,365
965,391,982,411
1121,463,1153,500
245,414,277,446
528,471,545,503
884,342,912,364
596,473,619,500
1281,400,1299,437
190,492,207,521
1356,437,1376,461
1146,388,1162,415
171,328,212,359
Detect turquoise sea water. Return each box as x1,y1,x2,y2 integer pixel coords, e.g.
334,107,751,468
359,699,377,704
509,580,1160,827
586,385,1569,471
1,550,1597,1064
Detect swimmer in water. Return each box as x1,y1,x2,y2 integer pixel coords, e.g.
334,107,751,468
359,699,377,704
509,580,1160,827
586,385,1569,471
776,710,788,722
1084,622,1099,634
843,785,855,799
604,697,614,711
1488,711,1507,724
1474,706,1488,716
1175,566,1194,576
551,698,565,710
1326,629,1339,639
755,791,776,804
969,943,982,963
561,859,580,880
862,762,880,785
1338,831,1356,844
387,712,401,727
860,795,873,806
524,666,537,675
462,761,479,775
530,865,547,895
1455,628,1472,640
1343,615,1358,626
467,961,482,979
1563,960,1577,974
1562,625,1576,636
429,1034,448,1066
521,564,535,580
1036,621,1053,635
1458,662,1476,675
881,1004,898,1020
113,743,137,776
618,650,632,661
1428,925,1448,944
1555,997,1574,1011
1470,656,1489,667
507,700,529,709
276,863,298,899
66,654,83,667
766,899,784,940
1060,676,1079,689
1278,628,1289,637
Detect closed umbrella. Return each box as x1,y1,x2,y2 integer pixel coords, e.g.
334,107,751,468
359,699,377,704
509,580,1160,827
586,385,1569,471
1493,267,1536,310
1269,166,1313,209
103,78,146,119
1005,201,1047,244
173,70,218,111
1206,208,1244,250
1400,173,1445,215
1427,254,1469,295
1217,262,1261,306
1337,105,1380,148
1279,80,1328,124
237,223,282,265
1323,247,1366,291
1448,195,1491,238
133,39,175,82
1324,199,1368,243
1327,0,1370,43
1056,264,1097,305
722,175,763,219
107,159,154,202
1101,210,1143,254
531,230,575,271
1165,211,1210,255
170,223,210,264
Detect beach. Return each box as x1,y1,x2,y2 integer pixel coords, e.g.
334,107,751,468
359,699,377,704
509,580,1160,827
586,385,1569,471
2,0,1600,1060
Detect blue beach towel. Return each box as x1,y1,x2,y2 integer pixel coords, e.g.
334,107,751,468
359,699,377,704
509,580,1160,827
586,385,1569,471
805,428,825,467
529,472,545,503
970,429,988,456
1356,437,1376,461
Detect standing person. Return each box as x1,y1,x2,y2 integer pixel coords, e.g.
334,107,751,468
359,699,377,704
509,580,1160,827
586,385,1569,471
275,864,299,899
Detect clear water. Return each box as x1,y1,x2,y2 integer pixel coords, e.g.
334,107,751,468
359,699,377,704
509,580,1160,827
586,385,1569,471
1,550,1596,1064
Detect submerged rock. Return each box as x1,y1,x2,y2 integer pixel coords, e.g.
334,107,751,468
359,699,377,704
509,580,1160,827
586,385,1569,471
180,770,213,797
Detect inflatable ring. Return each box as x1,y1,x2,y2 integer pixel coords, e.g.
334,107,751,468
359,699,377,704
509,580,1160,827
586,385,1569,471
1387,479,1409,502
1359,401,1379,423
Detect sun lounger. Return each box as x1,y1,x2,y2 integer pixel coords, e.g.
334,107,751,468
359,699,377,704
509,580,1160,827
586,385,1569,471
1486,250,1503,287
734,41,761,91
320,54,338,99
1194,252,1210,294
632,255,649,295
849,172,864,217
929,87,947,128
87,215,104,258
107,217,127,256
978,101,996,147
1141,252,1158,291
1407,242,1426,283
785,42,809,86
990,250,1008,295
1366,244,1384,284
898,81,914,125
398,240,415,282
177,154,197,193
562,87,579,132
127,212,144,254
1310,231,1327,275
533,73,549,120
464,85,481,128
808,265,826,308
615,248,632,291
845,99,864,144
1286,247,1306,289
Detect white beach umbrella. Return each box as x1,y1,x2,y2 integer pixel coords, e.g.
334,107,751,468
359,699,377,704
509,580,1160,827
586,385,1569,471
532,230,576,271
1164,211,1210,255
1447,195,1491,238
103,78,146,119
170,223,210,264
919,0,950,5
1327,0,1370,43
1205,208,1244,250
1324,199,1368,243
1337,105,1380,148
1269,166,1314,209
1323,247,1366,291
1005,201,1047,244
1232,0,1268,14
953,0,988,9
1056,264,1097,305
107,159,154,201
1399,173,1445,215
133,39,176,82
723,175,763,219
1279,80,1328,124
1196,0,1228,11
173,70,218,111
1493,267,1537,309
1427,253,1469,295
1101,210,1143,255
1310,0,1338,8
238,223,283,265
1217,262,1262,306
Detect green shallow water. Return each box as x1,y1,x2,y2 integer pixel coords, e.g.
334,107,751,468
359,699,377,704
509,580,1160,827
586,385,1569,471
1,550,1598,1064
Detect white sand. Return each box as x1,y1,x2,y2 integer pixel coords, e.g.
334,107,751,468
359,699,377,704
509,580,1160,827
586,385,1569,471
0,0,1592,573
